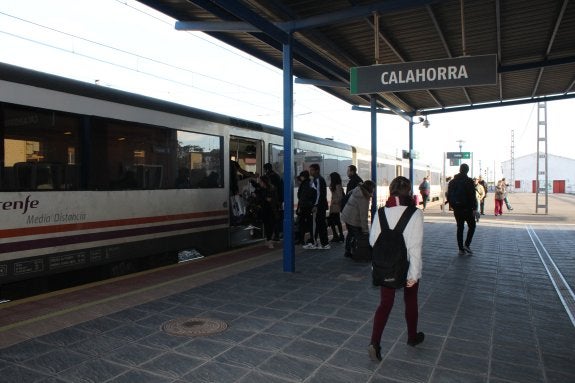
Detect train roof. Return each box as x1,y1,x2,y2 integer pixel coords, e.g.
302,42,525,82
0,62,352,152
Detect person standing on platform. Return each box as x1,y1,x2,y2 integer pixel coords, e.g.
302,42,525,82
446,163,478,255
473,177,485,222
328,172,345,243
308,163,330,250
368,176,424,362
345,165,363,197
477,175,488,215
418,176,430,211
252,175,279,249
341,180,375,258
297,170,316,246
264,163,284,241
494,179,505,216
341,165,364,246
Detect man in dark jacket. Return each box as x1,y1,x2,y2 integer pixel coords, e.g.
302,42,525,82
264,163,283,240
308,163,330,249
447,163,478,255
346,165,363,195
342,165,363,210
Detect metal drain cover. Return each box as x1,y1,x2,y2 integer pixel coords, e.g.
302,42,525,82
161,317,228,337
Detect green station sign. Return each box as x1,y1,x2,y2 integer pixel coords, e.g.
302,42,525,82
446,152,471,159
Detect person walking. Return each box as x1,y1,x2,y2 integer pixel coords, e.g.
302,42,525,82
341,180,375,258
328,172,345,243
502,177,513,211
418,176,430,210
494,179,505,216
446,163,478,255
368,176,424,361
308,163,330,249
477,175,488,215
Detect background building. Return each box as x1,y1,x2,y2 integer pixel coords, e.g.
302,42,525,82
502,153,575,194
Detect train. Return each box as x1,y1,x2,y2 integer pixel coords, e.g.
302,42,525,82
0,62,441,300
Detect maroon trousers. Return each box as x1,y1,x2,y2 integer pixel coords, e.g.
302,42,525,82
370,282,419,345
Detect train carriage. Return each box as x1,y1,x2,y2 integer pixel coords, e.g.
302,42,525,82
0,63,439,300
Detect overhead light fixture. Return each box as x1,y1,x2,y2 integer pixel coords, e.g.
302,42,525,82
415,115,430,128
422,116,430,128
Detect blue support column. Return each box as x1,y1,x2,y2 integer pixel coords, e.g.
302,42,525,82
282,34,295,273
409,120,414,188
370,96,378,216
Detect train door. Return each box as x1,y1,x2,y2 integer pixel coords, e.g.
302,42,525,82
229,136,264,246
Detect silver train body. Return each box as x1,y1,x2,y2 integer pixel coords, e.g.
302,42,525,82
0,63,440,299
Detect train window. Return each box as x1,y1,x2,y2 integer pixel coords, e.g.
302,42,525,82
376,163,396,186
268,144,284,178
338,157,352,184
322,154,339,178
1,104,81,191
90,118,173,190
176,131,223,189
89,119,223,190
357,159,371,183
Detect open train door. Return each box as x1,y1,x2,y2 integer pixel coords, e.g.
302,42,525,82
229,136,264,247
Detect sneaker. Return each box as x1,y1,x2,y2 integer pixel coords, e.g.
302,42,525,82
458,249,465,256
407,332,425,347
267,241,274,249
302,243,317,250
368,344,382,361
319,244,331,250
463,245,473,255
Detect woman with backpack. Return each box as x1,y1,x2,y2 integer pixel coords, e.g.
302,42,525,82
368,176,425,362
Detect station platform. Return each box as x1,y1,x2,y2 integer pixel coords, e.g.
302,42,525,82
1,193,574,383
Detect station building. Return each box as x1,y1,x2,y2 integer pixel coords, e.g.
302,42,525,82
502,153,575,193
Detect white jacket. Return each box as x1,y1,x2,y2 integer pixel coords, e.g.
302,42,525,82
369,206,424,282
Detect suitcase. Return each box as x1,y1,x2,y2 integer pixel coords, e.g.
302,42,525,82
351,233,372,262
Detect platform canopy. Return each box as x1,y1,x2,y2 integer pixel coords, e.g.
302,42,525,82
137,0,575,119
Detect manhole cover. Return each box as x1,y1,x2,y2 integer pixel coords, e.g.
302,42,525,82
161,317,228,337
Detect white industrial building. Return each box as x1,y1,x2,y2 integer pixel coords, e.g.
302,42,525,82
501,153,575,194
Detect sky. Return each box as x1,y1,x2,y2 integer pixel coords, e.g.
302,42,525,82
1,0,573,182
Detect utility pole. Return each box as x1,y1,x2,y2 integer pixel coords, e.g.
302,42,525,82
536,102,548,214
510,130,515,191
456,139,465,152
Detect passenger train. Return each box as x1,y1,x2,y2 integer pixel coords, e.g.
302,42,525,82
0,63,441,300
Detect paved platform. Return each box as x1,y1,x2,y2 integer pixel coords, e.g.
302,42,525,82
0,193,574,383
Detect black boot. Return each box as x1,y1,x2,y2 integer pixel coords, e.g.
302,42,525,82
407,332,425,347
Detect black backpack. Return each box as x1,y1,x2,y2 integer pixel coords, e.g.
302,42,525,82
372,205,417,288
448,178,467,208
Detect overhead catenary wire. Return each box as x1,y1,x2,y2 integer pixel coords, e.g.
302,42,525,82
0,9,281,104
